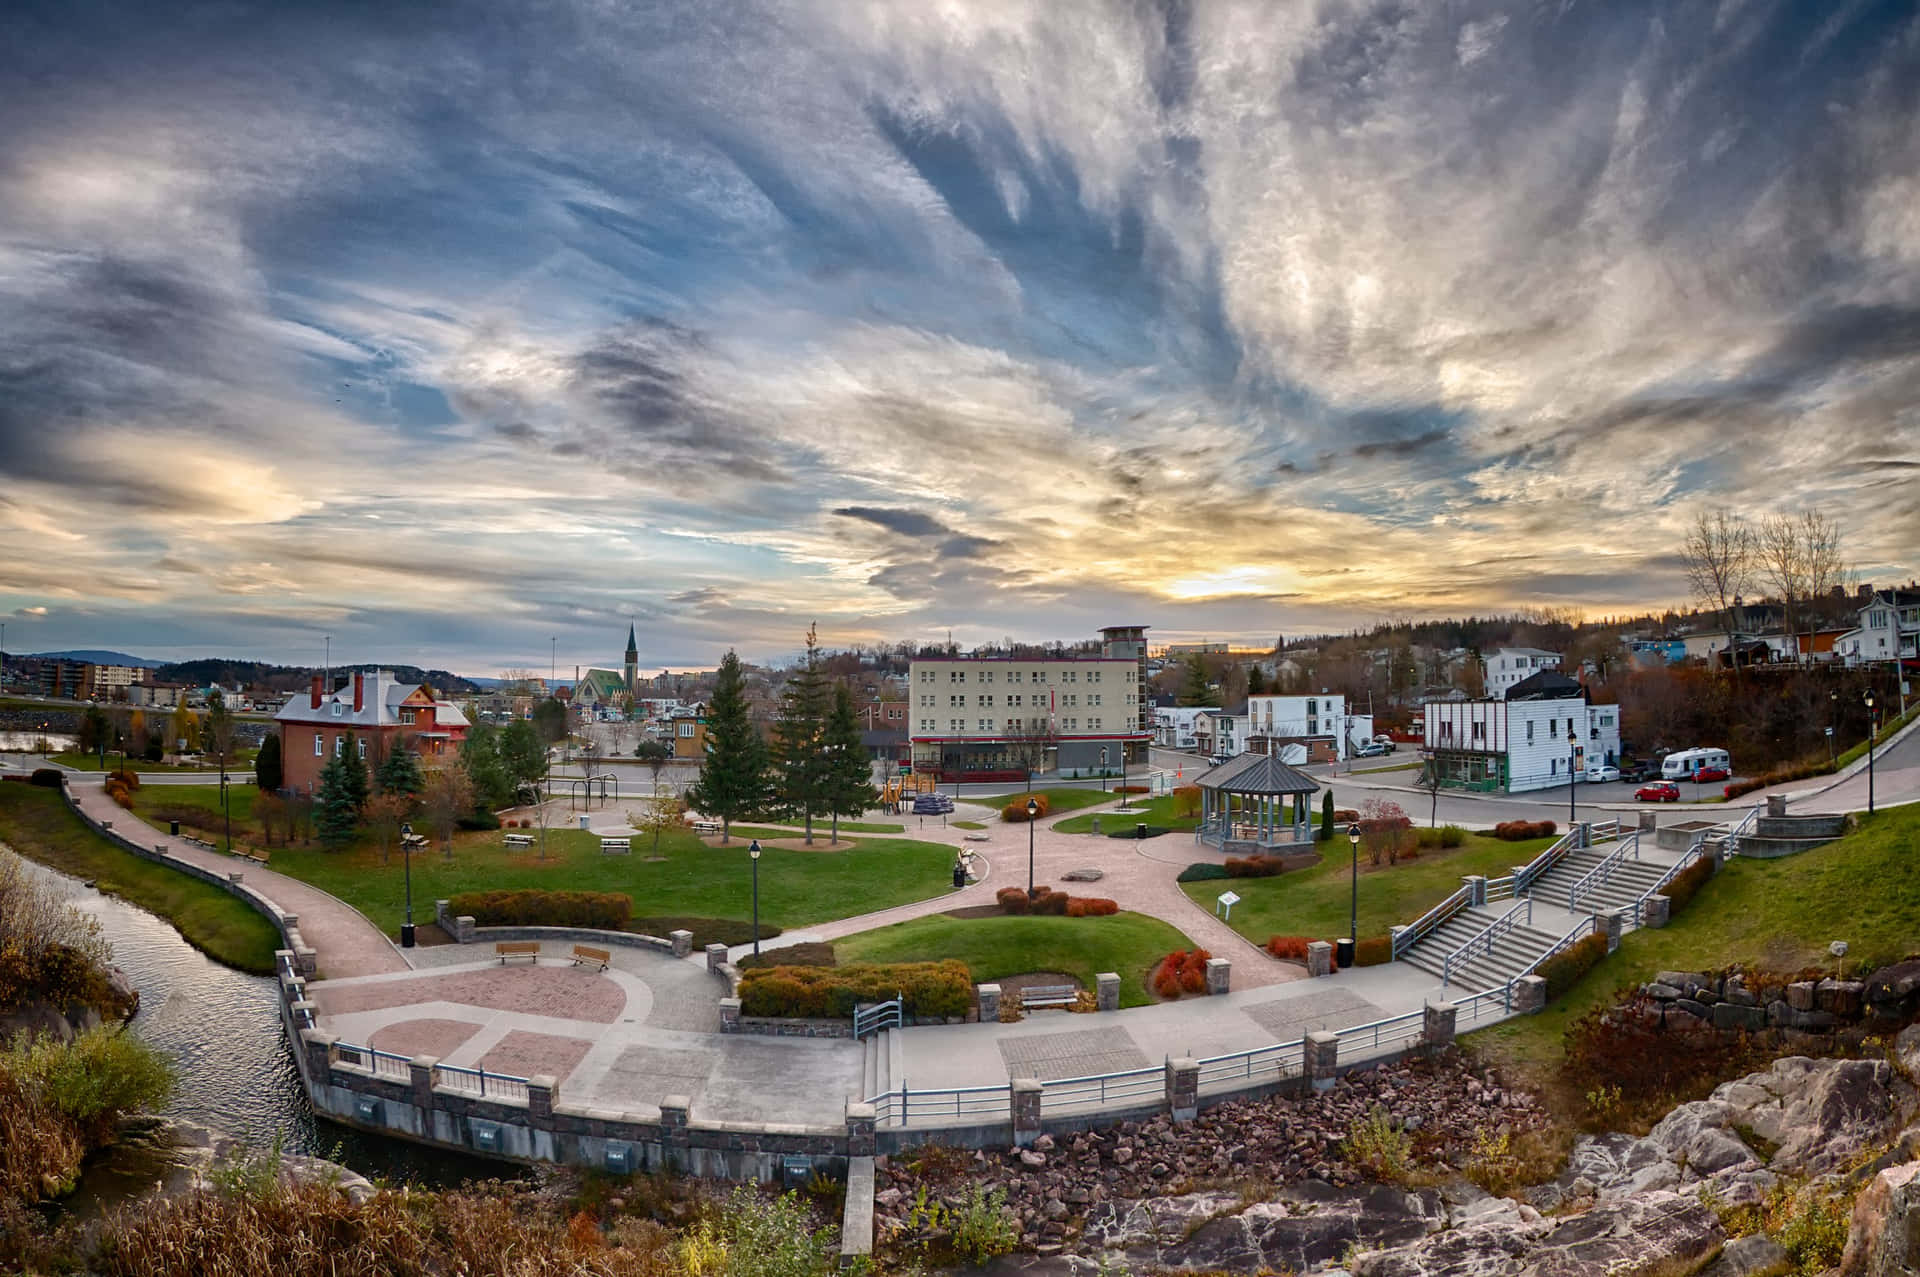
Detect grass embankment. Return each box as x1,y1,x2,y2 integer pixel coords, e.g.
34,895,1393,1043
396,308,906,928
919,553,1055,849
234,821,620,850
0,783,281,973
52,752,254,773
977,787,1117,818
834,911,1194,1008
131,783,258,828
1053,792,1199,834
1182,832,1559,945
1471,803,1920,1086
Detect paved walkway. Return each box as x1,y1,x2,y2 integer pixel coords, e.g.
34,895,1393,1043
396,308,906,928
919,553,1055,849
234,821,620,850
62,775,409,980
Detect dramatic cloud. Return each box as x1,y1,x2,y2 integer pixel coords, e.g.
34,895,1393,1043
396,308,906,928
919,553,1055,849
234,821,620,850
2,0,1917,672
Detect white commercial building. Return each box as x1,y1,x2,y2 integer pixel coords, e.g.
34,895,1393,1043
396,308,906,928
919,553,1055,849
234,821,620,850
1243,694,1373,762
1153,706,1209,749
1483,647,1562,698
1422,671,1621,793
1835,587,1920,668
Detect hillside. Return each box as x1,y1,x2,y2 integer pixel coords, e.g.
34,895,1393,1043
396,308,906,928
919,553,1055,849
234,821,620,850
155,659,478,694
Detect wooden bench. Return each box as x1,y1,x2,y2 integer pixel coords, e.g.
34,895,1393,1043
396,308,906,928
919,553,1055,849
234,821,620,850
570,944,611,972
503,833,535,849
1019,984,1077,1010
243,850,269,866
183,835,217,852
599,837,631,855
691,820,721,835
495,941,539,965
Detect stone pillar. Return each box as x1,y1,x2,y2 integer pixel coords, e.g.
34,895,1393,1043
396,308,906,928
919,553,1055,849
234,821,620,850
301,1028,337,1079
526,1074,557,1125
1766,794,1787,818
289,999,316,1026
1165,1057,1200,1122
1204,957,1231,996
294,945,318,978
1512,974,1548,1014
1010,1077,1043,1147
410,1056,439,1109
435,898,451,929
1096,972,1120,1012
228,871,244,885
1597,909,1625,953
660,1095,690,1133
1641,894,1671,929
1463,875,1487,907
453,915,474,943
1423,1001,1457,1052
705,943,729,973
670,929,694,959
1304,1031,1338,1091
1637,810,1657,832
1389,926,1407,959
1306,941,1332,978
718,998,741,1033
845,1100,877,1157
976,983,1001,1021
1577,821,1591,849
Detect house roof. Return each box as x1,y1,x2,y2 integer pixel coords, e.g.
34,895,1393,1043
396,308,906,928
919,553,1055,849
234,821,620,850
1194,753,1320,795
274,670,469,730
1505,670,1587,702
1493,646,1561,657
575,669,628,700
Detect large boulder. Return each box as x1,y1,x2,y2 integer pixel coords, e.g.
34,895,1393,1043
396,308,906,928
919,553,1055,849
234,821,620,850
1084,1181,1446,1274
1865,961,1920,1021
1352,1191,1723,1277
1841,1160,1920,1277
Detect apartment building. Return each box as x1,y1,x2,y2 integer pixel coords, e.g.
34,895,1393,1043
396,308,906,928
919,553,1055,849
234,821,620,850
1422,670,1621,793
1484,647,1562,698
1242,694,1375,762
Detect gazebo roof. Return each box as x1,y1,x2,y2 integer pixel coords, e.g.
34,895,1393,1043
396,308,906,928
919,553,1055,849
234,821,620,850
1194,753,1321,796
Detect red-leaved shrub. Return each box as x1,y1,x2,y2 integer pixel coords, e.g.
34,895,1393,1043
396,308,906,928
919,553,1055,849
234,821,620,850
1065,897,1118,917
1493,819,1557,841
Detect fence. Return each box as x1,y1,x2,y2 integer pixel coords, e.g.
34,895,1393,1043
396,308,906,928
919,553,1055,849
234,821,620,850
1196,1037,1306,1088
1723,806,1761,856
854,997,902,1040
1040,1064,1166,1114
335,1043,412,1082
435,1062,532,1104
1334,1008,1430,1056
863,1083,1010,1127
1393,883,1472,959
1511,828,1579,894
1563,832,1641,911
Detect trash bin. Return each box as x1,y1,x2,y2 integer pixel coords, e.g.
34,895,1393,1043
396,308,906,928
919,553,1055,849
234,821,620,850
952,862,966,889
578,814,590,830
1136,822,1148,840
169,820,180,836
1336,937,1356,968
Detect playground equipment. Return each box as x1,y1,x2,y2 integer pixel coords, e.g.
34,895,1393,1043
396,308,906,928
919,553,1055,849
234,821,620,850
569,773,620,810
879,771,939,812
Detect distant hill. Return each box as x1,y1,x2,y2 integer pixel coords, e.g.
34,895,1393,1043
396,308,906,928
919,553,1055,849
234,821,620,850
156,659,480,696
26,649,162,667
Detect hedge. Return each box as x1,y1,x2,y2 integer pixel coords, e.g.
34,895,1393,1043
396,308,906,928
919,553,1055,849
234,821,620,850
738,960,972,1019
1414,825,1467,849
447,889,632,930
457,810,502,831
1001,794,1051,823
30,770,62,788
736,942,835,970
1723,759,1832,800
1536,931,1609,1001
1493,820,1557,841
1176,862,1229,883
1223,855,1288,877
1064,897,1118,917
1660,856,1716,914
1263,934,1391,968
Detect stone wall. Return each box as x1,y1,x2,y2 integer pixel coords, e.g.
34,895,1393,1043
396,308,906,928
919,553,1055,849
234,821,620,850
1634,961,1920,1033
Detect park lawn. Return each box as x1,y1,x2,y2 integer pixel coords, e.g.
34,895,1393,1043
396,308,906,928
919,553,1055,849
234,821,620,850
719,819,907,836
1182,831,1559,946
262,824,957,938
130,783,259,828
1469,802,1920,1087
976,788,1116,819
53,752,255,773
833,911,1195,1008
0,782,282,973
1053,792,1199,834
952,820,987,830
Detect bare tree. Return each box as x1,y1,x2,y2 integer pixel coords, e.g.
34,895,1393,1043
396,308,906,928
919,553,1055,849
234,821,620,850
365,792,413,866
1416,760,1445,829
422,766,474,860
1004,718,1058,790
1759,509,1847,658
1683,508,1755,675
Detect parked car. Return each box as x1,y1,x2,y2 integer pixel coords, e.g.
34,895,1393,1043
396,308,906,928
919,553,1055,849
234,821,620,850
1209,754,1234,767
1692,765,1730,783
1620,760,1661,783
1354,743,1390,758
1636,781,1680,802
1371,735,1398,753
1585,764,1622,783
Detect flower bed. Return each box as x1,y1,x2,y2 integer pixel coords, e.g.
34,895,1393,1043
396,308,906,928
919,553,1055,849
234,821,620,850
738,960,972,1019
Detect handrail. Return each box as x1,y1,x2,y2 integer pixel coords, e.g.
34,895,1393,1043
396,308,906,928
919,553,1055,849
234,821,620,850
863,1082,1009,1127
854,994,903,1040
1588,818,1622,842
1512,829,1579,894
1041,1063,1164,1112
436,1062,531,1103
1393,883,1472,959
1520,915,1595,979
1441,896,1532,986
1565,832,1641,911
1196,1037,1305,1086
1335,1008,1427,1055
1637,839,1706,909
1723,806,1761,857
1484,874,1516,903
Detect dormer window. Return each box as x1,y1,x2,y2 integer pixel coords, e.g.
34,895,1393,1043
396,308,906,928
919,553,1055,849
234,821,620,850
331,702,342,717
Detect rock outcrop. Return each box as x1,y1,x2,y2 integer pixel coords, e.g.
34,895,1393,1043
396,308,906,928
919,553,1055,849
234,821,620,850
1841,1159,1920,1277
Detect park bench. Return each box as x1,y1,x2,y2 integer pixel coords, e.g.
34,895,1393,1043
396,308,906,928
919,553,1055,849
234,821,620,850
1019,985,1077,1010
599,836,631,855
503,833,535,849
182,835,217,853
495,941,539,965
691,819,720,835
243,849,269,867
570,944,611,972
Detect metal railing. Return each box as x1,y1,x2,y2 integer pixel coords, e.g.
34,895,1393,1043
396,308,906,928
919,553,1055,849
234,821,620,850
1041,1064,1165,1113
1512,829,1579,894
1335,1008,1429,1057
1521,916,1596,979
1455,982,1516,1024
1441,896,1532,987
1564,833,1641,911
854,996,902,1040
1197,1037,1305,1087
1484,873,1517,903
1723,806,1761,857
1588,818,1622,842
864,1083,1009,1126
1393,883,1472,959
1637,838,1706,911
334,1043,412,1082
435,1062,531,1103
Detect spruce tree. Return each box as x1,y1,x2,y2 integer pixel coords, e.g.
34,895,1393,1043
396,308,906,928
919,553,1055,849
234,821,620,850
1320,789,1335,842
498,719,548,794
686,650,771,844
254,731,284,792
315,743,360,850
821,682,878,843
376,742,425,797
341,741,370,815
460,724,512,810
771,625,833,845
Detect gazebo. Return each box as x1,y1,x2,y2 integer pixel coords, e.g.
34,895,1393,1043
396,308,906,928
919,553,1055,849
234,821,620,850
1194,753,1321,852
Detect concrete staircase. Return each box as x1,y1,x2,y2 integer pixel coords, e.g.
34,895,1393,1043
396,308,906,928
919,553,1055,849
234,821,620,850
1524,845,1672,920
859,1028,900,1104
1397,907,1564,993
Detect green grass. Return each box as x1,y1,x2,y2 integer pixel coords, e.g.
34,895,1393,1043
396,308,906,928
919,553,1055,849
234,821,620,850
833,911,1195,1007
0,782,282,973
717,819,906,835
1352,760,1420,774
262,824,957,938
1471,803,1920,1084
1053,792,1201,834
974,788,1118,819
52,752,253,772
952,820,987,830
130,784,258,828
1181,831,1559,944
1835,703,1918,769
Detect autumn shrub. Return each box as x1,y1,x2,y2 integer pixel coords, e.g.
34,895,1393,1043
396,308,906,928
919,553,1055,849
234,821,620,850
1493,820,1557,841
1064,897,1117,917
447,889,631,930
105,768,141,790
738,961,971,1019
1353,935,1395,967
1660,856,1716,913
1535,931,1610,1002
1153,948,1214,998
1000,794,1050,822
1562,991,1781,1131
29,770,62,789
1333,808,1360,824
1176,862,1228,882
1266,936,1310,961
1415,824,1467,849
1171,785,1202,819
109,786,134,810
1224,855,1287,878
1112,784,1149,795
994,887,1029,915
1027,887,1069,916
1724,758,1832,800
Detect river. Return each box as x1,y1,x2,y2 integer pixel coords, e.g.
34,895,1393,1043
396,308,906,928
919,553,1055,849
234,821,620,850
18,856,515,1188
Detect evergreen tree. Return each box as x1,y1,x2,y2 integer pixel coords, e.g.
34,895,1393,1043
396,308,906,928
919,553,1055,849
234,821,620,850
341,741,370,814
315,743,360,850
821,682,878,843
1178,654,1221,708
460,724,513,810
686,650,771,844
498,719,548,794
1247,666,1268,696
1320,790,1335,842
376,742,425,797
530,698,568,745
254,732,284,792
771,625,833,845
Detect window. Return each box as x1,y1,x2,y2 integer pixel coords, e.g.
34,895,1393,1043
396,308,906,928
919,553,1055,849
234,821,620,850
1091,694,1101,706
1009,670,1022,683
1009,693,1022,707
978,718,991,731
1091,670,1101,682
357,739,367,758
982,670,994,684
400,708,416,724
678,722,694,738
331,701,342,717
980,695,994,708
314,733,323,756
1527,720,1535,743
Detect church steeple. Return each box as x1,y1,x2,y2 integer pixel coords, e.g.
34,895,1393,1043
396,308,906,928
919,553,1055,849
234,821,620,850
623,624,639,695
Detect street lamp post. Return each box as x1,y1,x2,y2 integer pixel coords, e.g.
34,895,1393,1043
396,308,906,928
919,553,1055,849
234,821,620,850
1119,742,1129,811
749,839,763,958
1344,823,1361,968
219,771,232,855
1100,746,1108,793
1568,729,1579,830
1026,797,1039,895
400,822,416,948
1865,692,1877,815
1829,691,1839,767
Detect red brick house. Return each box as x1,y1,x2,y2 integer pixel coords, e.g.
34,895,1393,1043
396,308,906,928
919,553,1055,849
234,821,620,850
273,670,471,793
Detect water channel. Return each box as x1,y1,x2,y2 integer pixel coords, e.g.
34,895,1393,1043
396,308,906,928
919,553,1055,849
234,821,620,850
17,856,514,1188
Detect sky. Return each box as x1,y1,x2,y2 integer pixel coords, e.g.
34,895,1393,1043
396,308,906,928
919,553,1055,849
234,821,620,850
3,1,1918,676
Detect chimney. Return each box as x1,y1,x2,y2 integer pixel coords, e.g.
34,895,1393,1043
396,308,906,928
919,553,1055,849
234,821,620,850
310,676,323,709
354,672,364,713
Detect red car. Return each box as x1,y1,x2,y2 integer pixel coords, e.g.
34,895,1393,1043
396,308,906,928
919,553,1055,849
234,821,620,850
1636,782,1680,802
1691,766,1730,783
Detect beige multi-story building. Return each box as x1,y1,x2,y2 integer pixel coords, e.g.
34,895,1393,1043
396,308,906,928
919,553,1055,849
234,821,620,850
908,626,1151,781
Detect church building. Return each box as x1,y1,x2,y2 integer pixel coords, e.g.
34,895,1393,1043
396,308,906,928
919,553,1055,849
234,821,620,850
573,625,640,715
